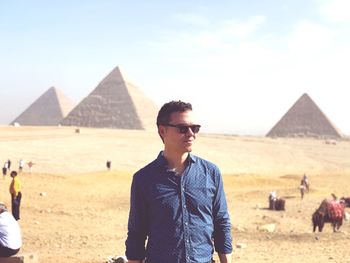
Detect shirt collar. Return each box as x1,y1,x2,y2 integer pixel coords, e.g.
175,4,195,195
155,151,196,170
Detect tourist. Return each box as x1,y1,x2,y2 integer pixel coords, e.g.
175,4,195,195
27,161,34,174
2,161,9,179
0,202,22,257
18,159,24,173
301,173,309,192
9,171,21,221
106,160,112,171
125,100,232,263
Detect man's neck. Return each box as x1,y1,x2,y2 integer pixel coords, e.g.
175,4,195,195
163,150,189,175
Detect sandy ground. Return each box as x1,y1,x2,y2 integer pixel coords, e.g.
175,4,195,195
1,126,350,263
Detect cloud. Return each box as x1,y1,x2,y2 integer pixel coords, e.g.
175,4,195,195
143,10,350,134
287,20,334,54
148,15,266,52
218,15,266,39
317,0,350,22
173,13,210,27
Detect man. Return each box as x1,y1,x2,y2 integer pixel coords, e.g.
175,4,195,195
18,159,24,173
27,161,35,174
302,174,309,192
2,161,9,179
106,160,112,171
9,171,22,221
0,202,22,257
125,101,232,263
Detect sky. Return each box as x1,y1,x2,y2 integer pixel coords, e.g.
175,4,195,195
1,0,350,135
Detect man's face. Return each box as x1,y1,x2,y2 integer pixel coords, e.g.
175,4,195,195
160,110,200,154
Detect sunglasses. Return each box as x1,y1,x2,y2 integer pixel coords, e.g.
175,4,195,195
165,123,201,134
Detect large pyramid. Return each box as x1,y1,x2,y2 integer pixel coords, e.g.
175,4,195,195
11,87,75,126
60,66,158,130
267,93,342,138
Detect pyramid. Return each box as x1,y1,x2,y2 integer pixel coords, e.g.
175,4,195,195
60,66,158,130
11,87,75,126
266,93,342,138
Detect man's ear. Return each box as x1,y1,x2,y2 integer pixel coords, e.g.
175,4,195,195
158,125,166,141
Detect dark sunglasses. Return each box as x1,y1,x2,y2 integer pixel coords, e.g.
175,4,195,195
165,123,201,134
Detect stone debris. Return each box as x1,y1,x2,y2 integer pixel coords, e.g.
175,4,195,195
106,255,128,263
236,242,247,249
344,212,350,221
258,223,276,233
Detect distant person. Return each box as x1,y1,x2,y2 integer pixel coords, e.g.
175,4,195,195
125,100,232,263
9,171,21,221
0,202,22,257
301,173,309,192
2,161,9,178
269,191,277,209
299,181,306,200
7,160,11,170
106,160,111,171
331,193,338,203
27,161,34,174
18,159,24,173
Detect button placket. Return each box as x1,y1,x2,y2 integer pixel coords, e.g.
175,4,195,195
181,176,191,262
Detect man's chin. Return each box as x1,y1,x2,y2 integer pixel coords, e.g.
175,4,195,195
185,147,193,152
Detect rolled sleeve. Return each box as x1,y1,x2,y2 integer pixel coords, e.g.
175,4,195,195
125,173,148,260
212,168,233,254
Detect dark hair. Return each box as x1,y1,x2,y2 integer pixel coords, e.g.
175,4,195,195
10,171,17,177
156,100,192,126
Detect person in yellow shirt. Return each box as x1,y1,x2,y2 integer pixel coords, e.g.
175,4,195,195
9,171,21,221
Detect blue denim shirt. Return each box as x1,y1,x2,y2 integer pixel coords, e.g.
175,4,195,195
125,152,232,263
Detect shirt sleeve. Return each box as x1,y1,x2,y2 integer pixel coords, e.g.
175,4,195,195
125,172,148,260
212,167,233,254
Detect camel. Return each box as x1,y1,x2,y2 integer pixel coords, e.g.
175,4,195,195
312,199,344,232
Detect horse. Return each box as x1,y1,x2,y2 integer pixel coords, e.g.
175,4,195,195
312,199,344,232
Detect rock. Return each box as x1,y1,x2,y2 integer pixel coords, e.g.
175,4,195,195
236,242,247,249
106,255,128,263
345,212,350,221
0,252,38,262
232,225,245,232
258,223,276,233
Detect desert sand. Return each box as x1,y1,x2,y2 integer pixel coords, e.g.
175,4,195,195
1,126,350,263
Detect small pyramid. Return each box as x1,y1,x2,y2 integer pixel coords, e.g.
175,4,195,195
11,87,75,126
267,93,342,138
60,66,158,130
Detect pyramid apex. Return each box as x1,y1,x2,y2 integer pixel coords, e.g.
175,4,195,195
300,93,311,99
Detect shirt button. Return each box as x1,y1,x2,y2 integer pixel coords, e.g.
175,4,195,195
186,239,189,242
182,187,185,191
183,205,187,209
185,222,188,225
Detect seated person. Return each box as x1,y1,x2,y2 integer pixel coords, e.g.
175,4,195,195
0,202,22,257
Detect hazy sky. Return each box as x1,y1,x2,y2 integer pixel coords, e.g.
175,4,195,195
1,0,349,135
